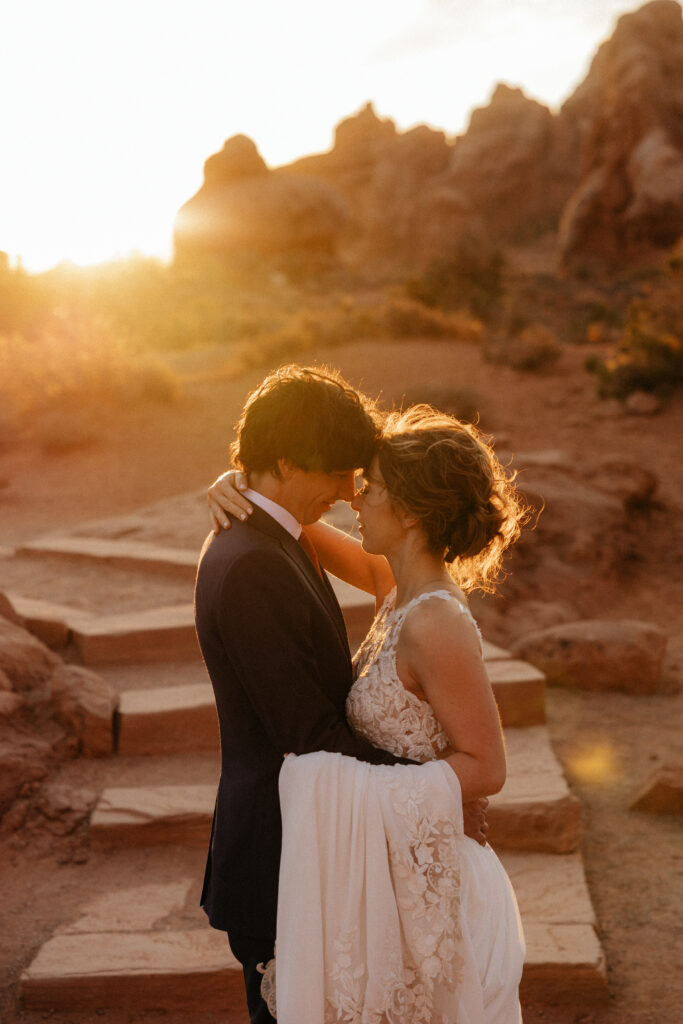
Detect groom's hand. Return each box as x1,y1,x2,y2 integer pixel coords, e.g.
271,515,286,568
462,797,489,846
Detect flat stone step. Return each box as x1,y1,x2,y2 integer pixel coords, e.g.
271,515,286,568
117,683,219,755
2,593,90,649
501,850,608,1006
17,536,199,579
72,605,200,665
90,784,214,848
21,853,606,1014
21,930,245,1013
489,727,582,853
92,727,577,850
487,659,546,727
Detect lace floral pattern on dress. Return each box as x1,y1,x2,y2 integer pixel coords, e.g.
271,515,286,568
324,768,464,1024
347,588,481,763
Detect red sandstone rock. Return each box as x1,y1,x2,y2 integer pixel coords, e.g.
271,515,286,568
630,764,683,814
49,665,118,757
174,135,350,262
511,619,667,694
0,618,60,690
0,734,51,817
559,1,683,266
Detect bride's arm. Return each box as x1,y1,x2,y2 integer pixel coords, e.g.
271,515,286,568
399,602,506,802
304,521,395,605
207,471,395,604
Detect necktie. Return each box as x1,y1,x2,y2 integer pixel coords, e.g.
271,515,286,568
298,528,323,579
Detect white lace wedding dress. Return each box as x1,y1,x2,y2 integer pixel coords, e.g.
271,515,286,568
267,589,525,1023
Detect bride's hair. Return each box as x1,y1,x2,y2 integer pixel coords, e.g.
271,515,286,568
377,406,527,594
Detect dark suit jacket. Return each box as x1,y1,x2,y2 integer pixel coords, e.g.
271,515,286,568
194,505,411,946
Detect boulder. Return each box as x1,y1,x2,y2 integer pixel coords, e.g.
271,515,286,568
625,390,663,416
174,135,350,262
34,783,98,835
511,619,667,694
0,618,60,691
585,459,659,505
0,691,24,720
0,734,51,817
630,764,683,814
49,665,118,757
0,667,12,691
559,1,683,266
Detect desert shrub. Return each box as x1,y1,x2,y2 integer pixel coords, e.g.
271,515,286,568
485,323,562,372
406,241,505,319
585,268,683,398
382,298,482,340
0,315,182,451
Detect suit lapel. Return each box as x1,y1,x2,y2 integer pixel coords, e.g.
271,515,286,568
245,507,350,654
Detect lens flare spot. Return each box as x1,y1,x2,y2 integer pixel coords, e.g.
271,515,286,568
566,743,618,785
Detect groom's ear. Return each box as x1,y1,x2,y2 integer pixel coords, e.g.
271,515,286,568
277,458,297,481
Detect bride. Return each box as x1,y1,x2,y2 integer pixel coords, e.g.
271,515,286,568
209,405,527,1023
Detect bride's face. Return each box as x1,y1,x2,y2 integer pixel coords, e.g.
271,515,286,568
351,459,405,556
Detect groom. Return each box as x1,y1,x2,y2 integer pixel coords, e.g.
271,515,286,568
194,365,486,1024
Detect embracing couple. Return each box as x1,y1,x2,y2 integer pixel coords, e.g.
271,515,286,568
194,364,526,1024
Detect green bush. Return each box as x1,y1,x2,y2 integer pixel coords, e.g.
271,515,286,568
585,269,683,398
407,240,505,319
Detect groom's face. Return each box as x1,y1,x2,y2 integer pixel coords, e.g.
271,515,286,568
292,467,357,525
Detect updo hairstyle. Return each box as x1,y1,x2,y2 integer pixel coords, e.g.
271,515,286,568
377,405,526,593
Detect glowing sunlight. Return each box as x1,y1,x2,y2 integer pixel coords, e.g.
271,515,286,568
1,0,645,271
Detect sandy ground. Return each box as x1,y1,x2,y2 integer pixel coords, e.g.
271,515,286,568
1,337,682,1023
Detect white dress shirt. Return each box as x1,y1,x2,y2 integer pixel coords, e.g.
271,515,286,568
243,488,302,541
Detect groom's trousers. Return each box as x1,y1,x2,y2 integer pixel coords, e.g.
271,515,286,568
232,937,276,1024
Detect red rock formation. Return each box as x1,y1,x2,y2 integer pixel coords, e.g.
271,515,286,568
174,135,350,263
559,0,683,267
448,84,578,239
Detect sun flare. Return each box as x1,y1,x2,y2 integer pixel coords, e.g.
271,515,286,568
1,0,641,272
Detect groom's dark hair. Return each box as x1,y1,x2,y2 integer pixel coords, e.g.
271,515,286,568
231,364,380,475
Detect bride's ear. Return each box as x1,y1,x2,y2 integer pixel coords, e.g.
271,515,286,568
400,511,419,529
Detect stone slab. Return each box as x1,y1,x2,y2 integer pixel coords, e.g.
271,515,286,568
58,880,194,934
18,536,199,579
487,659,546,727
90,784,215,847
629,764,683,815
117,683,218,755
502,850,607,1002
73,604,200,665
520,923,608,1005
489,727,582,853
501,851,596,927
4,593,90,649
21,929,246,1012
94,727,576,850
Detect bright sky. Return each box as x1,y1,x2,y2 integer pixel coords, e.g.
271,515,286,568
0,0,655,271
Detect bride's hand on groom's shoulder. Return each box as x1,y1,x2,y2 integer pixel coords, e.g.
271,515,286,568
462,797,489,846
208,470,252,534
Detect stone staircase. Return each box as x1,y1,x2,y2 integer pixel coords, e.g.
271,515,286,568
5,529,608,1018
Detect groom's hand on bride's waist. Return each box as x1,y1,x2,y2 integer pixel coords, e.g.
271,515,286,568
463,798,489,846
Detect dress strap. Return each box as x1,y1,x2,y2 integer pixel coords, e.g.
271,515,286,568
398,589,471,618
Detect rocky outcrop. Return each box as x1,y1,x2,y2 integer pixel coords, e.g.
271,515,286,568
174,3,682,271
449,85,578,239
0,615,117,826
559,1,683,266
511,619,668,694
630,764,683,814
0,617,60,690
286,103,484,264
174,134,350,262
50,665,118,757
